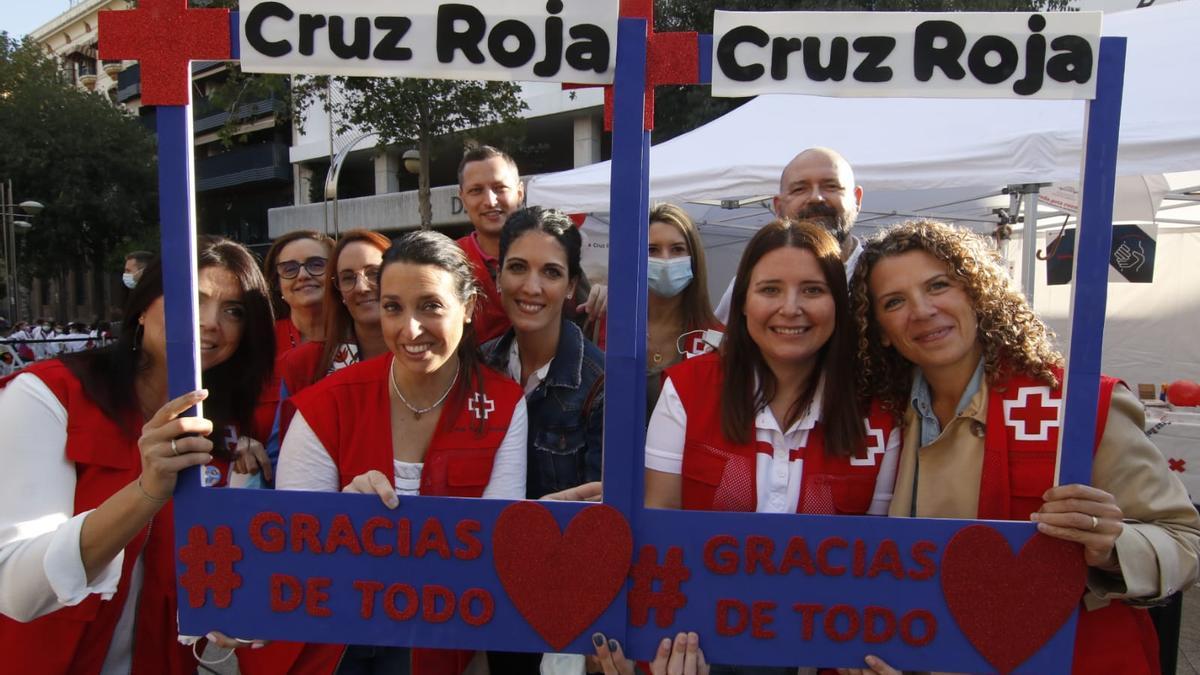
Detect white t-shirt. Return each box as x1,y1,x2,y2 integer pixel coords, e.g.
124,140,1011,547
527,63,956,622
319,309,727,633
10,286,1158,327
277,400,529,500
645,376,899,515
0,373,136,675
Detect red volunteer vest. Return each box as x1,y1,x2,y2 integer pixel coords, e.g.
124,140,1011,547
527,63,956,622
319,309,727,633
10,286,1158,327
247,354,522,675
275,318,303,357
669,353,895,515
0,360,197,675
456,234,510,344
980,369,1160,675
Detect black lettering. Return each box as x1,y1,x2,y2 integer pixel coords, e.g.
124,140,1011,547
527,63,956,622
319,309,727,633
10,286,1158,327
852,36,894,83
1137,0,1155,7
1013,15,1046,96
245,1,293,58
373,17,413,61
717,25,769,82
770,37,803,81
914,20,966,81
328,16,370,60
533,16,563,76
488,19,536,68
803,36,848,82
967,36,1018,84
437,4,487,64
299,14,326,57
565,24,610,73
1046,35,1093,84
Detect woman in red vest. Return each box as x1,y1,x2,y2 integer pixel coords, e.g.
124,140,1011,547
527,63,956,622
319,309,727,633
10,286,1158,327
237,230,393,486
646,218,899,516
264,230,335,356
275,229,527,674
0,237,276,675
645,203,722,420
849,220,1200,675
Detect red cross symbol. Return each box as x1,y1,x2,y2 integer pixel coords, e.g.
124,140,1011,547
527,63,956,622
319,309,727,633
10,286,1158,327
1169,458,1186,473
564,0,700,131
98,0,231,107
1003,387,1062,442
469,393,496,421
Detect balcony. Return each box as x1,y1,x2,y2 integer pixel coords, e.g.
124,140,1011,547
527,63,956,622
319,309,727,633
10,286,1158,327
116,64,140,103
196,142,291,192
193,95,286,135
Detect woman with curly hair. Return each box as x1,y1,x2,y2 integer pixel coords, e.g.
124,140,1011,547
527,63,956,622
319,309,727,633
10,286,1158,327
847,220,1200,675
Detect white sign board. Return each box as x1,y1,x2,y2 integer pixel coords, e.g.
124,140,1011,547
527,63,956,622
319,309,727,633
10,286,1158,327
239,0,618,83
712,11,1102,99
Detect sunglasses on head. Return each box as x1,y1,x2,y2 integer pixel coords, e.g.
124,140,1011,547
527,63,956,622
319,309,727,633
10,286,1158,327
276,256,328,280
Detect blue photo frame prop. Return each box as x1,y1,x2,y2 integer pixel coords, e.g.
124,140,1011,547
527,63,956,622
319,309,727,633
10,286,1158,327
100,3,1127,671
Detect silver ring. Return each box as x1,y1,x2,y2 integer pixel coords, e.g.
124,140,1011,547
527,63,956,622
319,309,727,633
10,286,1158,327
1090,515,1100,530
170,438,180,456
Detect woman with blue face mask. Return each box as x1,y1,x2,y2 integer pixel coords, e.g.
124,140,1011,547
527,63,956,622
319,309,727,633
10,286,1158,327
646,204,721,419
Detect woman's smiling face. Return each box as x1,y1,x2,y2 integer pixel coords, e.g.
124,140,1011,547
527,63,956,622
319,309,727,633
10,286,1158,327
379,262,474,377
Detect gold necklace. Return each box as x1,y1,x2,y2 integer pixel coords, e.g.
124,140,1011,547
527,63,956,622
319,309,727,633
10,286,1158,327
389,357,458,420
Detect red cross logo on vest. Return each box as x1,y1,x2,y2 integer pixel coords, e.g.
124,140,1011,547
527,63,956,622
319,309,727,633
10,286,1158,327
469,393,496,421
1003,386,1063,442
98,0,231,106
851,421,889,467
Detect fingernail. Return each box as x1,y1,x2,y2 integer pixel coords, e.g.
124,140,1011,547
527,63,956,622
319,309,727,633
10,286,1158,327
592,633,605,647
660,637,671,649
1029,512,1040,521
608,639,619,652
206,632,217,641
252,642,265,650
387,496,399,509
865,655,878,665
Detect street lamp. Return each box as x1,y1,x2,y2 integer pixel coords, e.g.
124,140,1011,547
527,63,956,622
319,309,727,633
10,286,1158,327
402,147,432,228
1,179,43,321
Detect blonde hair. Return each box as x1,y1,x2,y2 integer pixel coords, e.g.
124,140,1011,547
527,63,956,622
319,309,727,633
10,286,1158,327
850,220,1063,415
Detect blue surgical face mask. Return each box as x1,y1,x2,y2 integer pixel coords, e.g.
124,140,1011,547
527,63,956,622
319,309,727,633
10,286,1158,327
647,256,693,298
122,273,137,289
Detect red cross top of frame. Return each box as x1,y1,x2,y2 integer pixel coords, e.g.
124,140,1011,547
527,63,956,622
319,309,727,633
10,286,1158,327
98,0,231,107
564,0,700,131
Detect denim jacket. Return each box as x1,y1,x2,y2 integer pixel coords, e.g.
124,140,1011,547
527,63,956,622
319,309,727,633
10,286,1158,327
481,319,604,498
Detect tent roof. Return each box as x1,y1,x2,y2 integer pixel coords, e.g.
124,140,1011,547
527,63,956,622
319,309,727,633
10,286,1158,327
527,1,1200,213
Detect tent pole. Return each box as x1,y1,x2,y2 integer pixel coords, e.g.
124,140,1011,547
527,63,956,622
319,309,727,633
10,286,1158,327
1022,187,1040,302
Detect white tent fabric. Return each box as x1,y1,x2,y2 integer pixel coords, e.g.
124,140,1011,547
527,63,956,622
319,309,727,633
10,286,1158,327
527,1,1200,212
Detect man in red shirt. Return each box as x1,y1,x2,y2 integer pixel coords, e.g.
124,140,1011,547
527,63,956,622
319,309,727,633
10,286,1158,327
456,146,607,343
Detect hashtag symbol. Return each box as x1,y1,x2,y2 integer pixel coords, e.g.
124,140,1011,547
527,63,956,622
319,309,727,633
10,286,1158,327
628,544,690,628
178,525,243,609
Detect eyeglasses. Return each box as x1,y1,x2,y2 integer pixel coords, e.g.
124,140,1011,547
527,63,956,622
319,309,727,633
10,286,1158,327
337,265,381,292
276,256,327,280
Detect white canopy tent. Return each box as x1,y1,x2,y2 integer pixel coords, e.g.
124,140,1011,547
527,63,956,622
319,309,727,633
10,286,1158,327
527,1,1200,388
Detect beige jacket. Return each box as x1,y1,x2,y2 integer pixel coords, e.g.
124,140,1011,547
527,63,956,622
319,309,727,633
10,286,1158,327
889,383,1200,607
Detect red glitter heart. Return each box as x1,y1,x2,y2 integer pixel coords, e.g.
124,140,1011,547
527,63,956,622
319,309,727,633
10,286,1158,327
492,502,632,650
941,525,1086,674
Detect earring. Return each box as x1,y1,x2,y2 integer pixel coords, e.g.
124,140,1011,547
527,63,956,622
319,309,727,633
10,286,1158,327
131,324,143,352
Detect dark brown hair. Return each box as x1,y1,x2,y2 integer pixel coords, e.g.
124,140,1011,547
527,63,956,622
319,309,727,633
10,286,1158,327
649,203,719,332
318,229,392,379
62,237,275,447
457,144,518,186
720,219,864,456
262,230,334,319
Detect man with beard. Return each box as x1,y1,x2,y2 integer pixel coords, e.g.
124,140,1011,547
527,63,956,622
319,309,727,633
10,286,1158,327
714,146,863,323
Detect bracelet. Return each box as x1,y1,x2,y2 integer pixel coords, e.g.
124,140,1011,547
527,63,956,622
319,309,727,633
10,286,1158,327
136,476,171,504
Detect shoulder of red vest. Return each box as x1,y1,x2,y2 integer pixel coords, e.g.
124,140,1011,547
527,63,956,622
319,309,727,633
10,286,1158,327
1,358,76,401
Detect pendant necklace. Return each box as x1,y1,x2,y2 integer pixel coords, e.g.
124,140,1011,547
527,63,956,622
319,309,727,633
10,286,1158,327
389,357,459,420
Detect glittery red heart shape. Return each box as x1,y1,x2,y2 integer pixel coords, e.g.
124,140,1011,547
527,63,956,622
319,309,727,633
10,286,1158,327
492,502,632,650
941,525,1086,674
